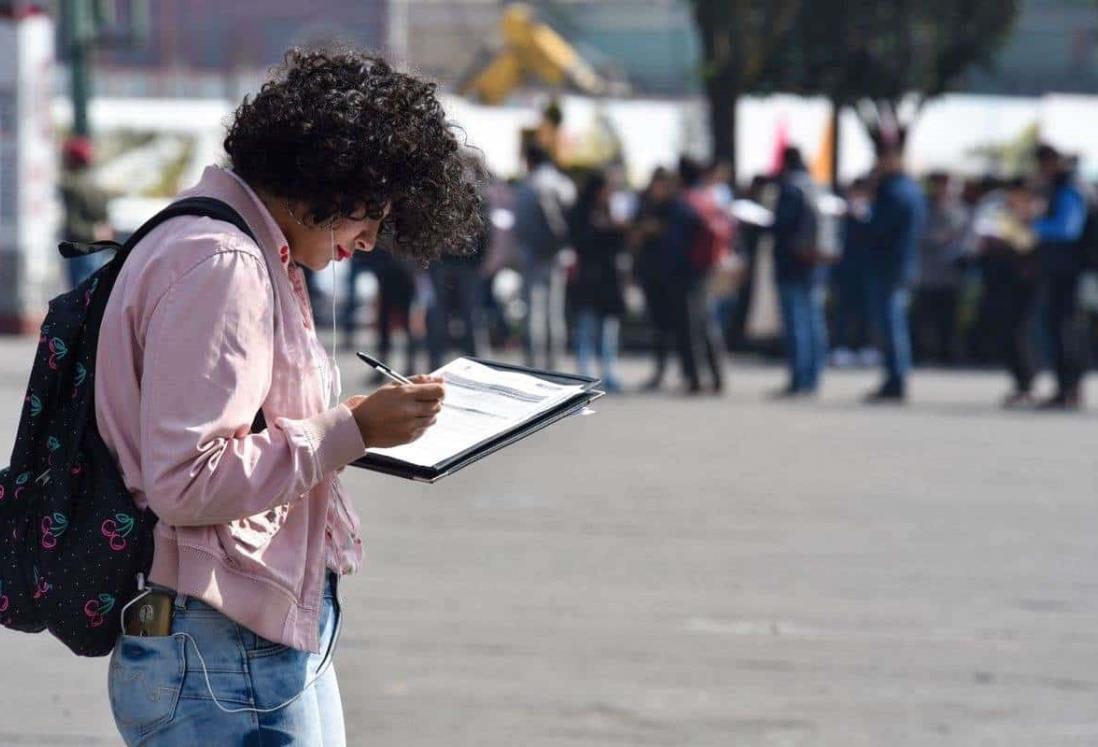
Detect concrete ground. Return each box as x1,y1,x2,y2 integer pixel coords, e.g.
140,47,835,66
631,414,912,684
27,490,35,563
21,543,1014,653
0,338,1096,746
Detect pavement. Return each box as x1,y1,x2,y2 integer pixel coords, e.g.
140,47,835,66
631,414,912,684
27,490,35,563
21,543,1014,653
0,337,1096,746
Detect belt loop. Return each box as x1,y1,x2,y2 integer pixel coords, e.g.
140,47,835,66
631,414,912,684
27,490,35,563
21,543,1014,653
173,589,187,612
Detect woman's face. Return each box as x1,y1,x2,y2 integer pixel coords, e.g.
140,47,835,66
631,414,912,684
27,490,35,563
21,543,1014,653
282,202,390,272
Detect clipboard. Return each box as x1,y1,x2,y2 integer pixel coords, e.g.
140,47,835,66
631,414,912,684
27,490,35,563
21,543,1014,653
349,358,604,483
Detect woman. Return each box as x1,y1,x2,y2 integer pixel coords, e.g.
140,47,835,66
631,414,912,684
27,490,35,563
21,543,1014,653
569,171,626,391
98,49,482,745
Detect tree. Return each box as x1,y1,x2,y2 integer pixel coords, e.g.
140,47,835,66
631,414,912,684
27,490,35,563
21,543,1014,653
690,0,798,183
691,0,1020,184
780,0,1020,180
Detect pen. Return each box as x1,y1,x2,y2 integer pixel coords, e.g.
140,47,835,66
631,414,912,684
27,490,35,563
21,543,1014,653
356,352,414,385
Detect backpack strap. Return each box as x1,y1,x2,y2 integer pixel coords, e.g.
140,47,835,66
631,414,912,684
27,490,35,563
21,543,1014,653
114,197,268,433
119,196,258,255
57,197,258,260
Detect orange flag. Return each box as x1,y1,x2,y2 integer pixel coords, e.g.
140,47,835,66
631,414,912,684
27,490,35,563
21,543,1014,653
811,114,835,183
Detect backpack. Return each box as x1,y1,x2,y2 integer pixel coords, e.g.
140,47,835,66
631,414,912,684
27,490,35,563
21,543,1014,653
790,172,841,266
0,197,261,656
685,189,734,274
514,173,571,262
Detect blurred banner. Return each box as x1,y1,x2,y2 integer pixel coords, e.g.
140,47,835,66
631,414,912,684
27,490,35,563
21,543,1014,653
0,10,57,333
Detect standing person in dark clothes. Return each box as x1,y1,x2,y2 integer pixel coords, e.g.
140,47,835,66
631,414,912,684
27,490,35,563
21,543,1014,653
665,157,730,394
427,161,492,370
912,172,968,365
831,177,874,366
770,147,828,396
569,170,626,391
865,139,925,403
58,136,113,288
631,167,677,390
972,179,1041,407
361,245,421,383
1031,144,1089,409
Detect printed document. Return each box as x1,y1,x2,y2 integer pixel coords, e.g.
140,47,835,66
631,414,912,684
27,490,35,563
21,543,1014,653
368,358,585,467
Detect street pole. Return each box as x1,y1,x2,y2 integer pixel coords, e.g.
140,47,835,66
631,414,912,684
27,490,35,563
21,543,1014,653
62,0,91,136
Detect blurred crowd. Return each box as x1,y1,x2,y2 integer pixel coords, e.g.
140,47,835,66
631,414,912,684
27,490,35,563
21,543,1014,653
767,139,1095,409
60,135,1098,409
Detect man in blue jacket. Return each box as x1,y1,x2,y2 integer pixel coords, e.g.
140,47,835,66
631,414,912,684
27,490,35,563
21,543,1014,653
1032,144,1089,409
865,140,926,402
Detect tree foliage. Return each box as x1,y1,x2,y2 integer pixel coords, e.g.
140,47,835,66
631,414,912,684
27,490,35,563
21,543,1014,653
691,0,1021,174
690,0,799,179
777,0,1020,147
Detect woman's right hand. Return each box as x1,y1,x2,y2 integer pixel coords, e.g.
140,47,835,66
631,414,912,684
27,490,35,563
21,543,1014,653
345,375,445,449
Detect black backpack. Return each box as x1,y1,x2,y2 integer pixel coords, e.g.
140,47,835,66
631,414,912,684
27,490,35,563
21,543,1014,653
0,197,261,656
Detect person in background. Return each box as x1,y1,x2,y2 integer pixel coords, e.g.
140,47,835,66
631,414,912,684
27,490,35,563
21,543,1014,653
569,170,626,391
665,157,730,394
378,250,424,379
865,138,925,403
631,166,678,390
912,172,968,365
770,147,829,396
426,159,492,370
1031,144,1089,409
58,136,113,288
830,177,875,368
513,143,575,370
973,178,1042,407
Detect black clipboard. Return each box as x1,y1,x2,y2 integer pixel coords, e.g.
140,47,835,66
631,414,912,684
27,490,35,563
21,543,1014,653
349,358,604,483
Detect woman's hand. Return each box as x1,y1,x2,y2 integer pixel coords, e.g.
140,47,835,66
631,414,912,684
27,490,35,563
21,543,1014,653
345,374,445,449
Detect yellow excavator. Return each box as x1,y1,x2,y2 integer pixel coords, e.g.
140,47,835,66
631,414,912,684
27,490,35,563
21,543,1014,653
458,3,611,105
458,3,626,170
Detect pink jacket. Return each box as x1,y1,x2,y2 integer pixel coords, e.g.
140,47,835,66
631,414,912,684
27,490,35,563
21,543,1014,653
95,166,367,653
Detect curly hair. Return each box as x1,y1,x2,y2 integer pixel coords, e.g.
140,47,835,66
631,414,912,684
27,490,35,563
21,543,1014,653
224,48,483,261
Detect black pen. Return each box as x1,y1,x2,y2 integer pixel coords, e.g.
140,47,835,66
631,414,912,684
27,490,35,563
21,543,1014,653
357,352,414,385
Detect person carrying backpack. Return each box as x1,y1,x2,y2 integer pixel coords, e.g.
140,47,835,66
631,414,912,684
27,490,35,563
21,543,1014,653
2,48,482,745
664,157,732,394
770,147,830,397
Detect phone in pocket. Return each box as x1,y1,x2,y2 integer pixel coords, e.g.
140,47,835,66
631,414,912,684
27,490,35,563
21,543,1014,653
123,592,174,637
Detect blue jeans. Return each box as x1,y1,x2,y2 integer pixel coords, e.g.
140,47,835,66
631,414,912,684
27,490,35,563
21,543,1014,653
574,309,621,390
108,572,345,746
868,277,912,394
777,279,829,392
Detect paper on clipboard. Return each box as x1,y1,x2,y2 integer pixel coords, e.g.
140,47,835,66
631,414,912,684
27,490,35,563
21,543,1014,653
367,357,586,468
